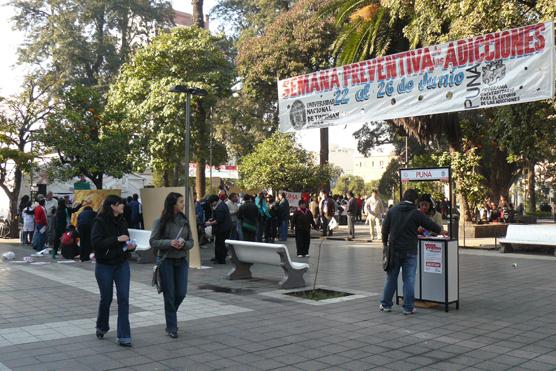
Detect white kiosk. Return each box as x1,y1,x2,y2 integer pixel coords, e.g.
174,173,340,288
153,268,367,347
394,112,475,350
396,167,460,312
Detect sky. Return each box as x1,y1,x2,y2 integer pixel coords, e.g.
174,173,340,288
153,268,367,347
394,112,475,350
0,0,363,215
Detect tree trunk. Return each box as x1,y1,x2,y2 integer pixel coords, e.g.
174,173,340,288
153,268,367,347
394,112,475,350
527,161,536,213
482,146,516,200
196,159,206,198
319,128,328,166
7,168,23,238
163,170,170,187
191,0,204,28
172,162,180,187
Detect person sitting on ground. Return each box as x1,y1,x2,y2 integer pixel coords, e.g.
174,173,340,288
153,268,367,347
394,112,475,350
60,225,80,259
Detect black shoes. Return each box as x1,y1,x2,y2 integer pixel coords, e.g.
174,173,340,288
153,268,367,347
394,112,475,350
166,330,178,338
96,331,104,339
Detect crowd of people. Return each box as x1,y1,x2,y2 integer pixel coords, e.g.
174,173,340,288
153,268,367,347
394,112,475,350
17,192,143,261
477,195,520,223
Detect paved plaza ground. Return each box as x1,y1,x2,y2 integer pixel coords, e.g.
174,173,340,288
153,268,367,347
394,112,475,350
1,223,556,371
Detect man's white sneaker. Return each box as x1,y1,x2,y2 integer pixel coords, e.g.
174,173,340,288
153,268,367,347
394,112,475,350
402,308,416,315
379,304,391,312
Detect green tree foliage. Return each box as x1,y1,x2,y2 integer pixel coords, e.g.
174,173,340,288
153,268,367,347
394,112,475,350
332,175,365,195
0,75,54,236
11,0,173,88
320,0,409,65
211,95,273,159
335,0,556,210
239,132,341,192
211,0,291,36
435,147,487,221
10,0,174,188
107,27,234,189
236,0,337,123
38,85,132,189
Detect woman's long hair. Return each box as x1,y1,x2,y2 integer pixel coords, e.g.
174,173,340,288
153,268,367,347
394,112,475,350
97,195,124,220
160,192,183,234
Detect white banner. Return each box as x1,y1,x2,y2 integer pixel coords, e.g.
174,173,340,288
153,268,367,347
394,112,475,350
279,22,555,131
278,190,302,206
400,168,449,182
188,164,239,179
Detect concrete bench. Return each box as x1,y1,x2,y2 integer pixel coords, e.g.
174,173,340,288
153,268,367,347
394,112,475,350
129,229,154,264
498,224,556,255
225,239,309,289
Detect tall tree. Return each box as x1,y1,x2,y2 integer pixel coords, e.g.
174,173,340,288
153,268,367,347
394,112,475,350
107,27,234,194
192,0,204,27
38,85,133,189
0,75,54,236
239,132,341,192
10,0,173,188
331,0,556,217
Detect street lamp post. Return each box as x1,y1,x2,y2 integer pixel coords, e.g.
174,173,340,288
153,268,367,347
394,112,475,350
169,85,208,208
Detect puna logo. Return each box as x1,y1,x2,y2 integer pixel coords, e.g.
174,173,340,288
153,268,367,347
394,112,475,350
482,60,506,85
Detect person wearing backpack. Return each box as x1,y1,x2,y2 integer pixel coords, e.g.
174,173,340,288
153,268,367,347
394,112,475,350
91,195,136,347
60,225,79,259
149,192,193,338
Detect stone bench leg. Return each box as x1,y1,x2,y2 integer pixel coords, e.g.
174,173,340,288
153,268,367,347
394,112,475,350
278,266,307,289
227,244,253,280
500,243,513,253
277,249,307,289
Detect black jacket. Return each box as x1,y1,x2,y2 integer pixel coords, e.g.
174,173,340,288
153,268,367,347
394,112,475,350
212,201,232,235
238,201,259,226
91,214,130,265
382,201,442,253
292,209,316,232
77,208,97,227
278,199,290,221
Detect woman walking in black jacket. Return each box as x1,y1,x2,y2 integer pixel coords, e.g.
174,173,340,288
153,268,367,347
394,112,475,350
91,195,136,346
149,192,193,338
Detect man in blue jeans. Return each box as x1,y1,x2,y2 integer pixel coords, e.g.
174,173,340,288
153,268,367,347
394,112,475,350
380,189,447,314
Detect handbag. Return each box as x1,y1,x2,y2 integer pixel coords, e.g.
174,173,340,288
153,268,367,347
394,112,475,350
152,252,168,294
382,244,395,271
328,217,339,230
151,223,186,294
242,221,257,232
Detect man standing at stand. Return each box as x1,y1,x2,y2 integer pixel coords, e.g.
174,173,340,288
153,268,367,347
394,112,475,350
379,189,447,315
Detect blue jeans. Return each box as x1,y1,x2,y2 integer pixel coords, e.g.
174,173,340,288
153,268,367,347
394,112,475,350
159,258,188,333
95,260,131,343
278,220,288,241
380,250,417,312
31,224,46,251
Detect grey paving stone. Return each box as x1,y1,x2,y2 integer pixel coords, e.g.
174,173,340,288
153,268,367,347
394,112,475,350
294,359,334,371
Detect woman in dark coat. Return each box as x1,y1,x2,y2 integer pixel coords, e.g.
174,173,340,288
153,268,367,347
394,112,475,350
91,195,136,347
78,206,97,261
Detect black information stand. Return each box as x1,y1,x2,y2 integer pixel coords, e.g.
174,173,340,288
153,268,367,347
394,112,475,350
395,167,460,312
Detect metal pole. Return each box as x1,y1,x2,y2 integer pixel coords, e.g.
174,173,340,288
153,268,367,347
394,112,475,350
185,93,191,208
209,108,213,193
